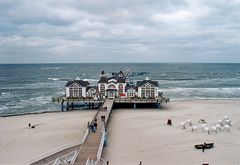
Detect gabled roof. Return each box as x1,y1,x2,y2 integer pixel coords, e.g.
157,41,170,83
136,80,159,87
98,77,108,83
119,70,124,74
125,85,138,92
108,76,117,80
65,80,89,87
87,86,98,92
116,77,126,83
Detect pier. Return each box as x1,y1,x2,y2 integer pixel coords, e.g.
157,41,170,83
31,99,114,165
53,95,169,111
74,99,114,165
31,70,170,165
31,97,168,165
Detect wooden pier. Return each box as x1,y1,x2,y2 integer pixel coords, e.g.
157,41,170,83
31,96,169,165
73,99,114,165
53,95,169,112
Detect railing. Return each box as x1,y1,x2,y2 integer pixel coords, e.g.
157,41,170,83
52,150,78,165
104,99,114,124
97,128,106,161
81,128,89,144
85,158,95,165
114,98,159,103
29,128,89,165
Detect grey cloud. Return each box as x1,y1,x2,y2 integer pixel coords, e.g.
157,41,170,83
0,0,240,63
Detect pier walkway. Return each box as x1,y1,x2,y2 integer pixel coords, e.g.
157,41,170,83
73,99,114,165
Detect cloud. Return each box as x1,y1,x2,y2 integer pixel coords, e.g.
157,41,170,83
0,0,240,63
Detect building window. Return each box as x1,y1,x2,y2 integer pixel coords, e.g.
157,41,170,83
88,89,96,97
118,84,123,95
127,89,135,97
141,84,155,98
69,84,82,97
108,84,116,89
100,84,105,95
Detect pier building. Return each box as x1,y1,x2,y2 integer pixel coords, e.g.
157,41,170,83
65,70,160,99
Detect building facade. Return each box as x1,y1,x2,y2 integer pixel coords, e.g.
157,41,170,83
65,70,159,99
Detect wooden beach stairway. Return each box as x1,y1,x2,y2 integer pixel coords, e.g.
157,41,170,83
30,99,114,165
74,99,114,165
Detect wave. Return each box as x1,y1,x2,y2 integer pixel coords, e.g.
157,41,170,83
48,78,69,81
160,87,240,92
40,67,62,70
83,78,99,82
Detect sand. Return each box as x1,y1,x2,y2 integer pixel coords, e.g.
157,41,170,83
103,100,240,165
0,110,96,164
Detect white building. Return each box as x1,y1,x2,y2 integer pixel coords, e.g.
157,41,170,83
136,77,159,98
65,71,159,99
65,79,89,98
98,70,126,98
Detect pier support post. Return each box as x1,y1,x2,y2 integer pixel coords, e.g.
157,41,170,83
85,102,87,109
61,102,64,112
134,103,136,109
88,102,91,109
71,102,74,110
67,102,69,111
158,103,161,109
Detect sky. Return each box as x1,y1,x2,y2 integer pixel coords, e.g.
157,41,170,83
0,0,240,63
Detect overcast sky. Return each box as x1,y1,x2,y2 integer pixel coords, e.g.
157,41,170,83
0,0,240,63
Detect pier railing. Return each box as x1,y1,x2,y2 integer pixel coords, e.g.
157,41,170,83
53,150,78,165
97,128,106,161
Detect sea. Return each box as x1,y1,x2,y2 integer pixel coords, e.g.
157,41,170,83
0,63,240,115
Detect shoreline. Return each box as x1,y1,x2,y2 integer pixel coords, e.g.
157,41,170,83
2,98,240,117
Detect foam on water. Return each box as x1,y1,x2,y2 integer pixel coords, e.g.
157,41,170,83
40,67,62,70
1,63,240,115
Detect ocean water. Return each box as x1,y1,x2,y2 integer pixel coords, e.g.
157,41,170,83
0,63,240,115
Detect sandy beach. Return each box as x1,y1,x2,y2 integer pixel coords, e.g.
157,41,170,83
1,100,240,165
103,100,240,165
0,110,96,164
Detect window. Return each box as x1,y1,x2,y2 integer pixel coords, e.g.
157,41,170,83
127,88,135,97
118,84,123,95
89,88,96,97
141,83,155,98
69,83,82,97
108,84,116,89
100,84,105,95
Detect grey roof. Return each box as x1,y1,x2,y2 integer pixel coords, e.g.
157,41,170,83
136,80,159,87
108,76,117,81
116,77,126,83
98,70,126,84
125,85,138,92
65,80,89,87
98,77,108,83
87,86,98,92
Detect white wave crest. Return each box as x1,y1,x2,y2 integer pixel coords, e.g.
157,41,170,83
48,78,61,81
40,67,62,70
83,79,99,82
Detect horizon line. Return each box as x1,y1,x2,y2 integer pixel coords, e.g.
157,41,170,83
0,62,240,65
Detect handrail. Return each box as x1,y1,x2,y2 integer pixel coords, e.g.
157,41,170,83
97,128,106,161
70,150,78,164
52,150,78,165
81,128,89,144
29,128,89,165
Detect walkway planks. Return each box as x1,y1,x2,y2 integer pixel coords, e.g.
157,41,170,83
73,99,114,165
